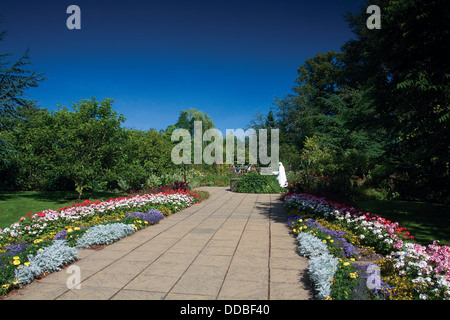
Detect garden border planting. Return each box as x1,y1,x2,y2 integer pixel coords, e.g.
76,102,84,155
0,189,208,296
285,193,450,300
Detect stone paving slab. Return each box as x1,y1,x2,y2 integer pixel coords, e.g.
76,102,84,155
4,187,312,300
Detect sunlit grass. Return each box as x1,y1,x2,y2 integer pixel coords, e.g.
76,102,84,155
0,190,122,229
356,199,450,246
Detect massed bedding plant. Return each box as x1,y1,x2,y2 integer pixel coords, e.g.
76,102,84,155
285,193,450,300
0,188,206,296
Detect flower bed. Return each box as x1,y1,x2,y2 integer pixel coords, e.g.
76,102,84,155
0,189,205,296
285,193,450,300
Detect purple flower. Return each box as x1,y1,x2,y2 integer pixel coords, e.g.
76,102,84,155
3,242,29,257
350,263,393,300
53,226,86,241
126,209,164,225
287,215,303,227
54,229,68,240
304,218,358,258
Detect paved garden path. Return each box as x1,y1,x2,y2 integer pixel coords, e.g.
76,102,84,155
6,187,312,300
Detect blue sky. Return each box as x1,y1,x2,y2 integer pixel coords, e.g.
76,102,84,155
1,0,365,134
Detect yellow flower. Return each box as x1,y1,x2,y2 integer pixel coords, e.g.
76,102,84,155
38,248,43,252
144,221,148,224
325,296,332,300
13,260,20,266
343,262,350,266
350,258,355,261
24,262,30,267
33,239,42,244
74,227,81,231
12,280,18,285
2,284,10,289
350,272,358,279
67,228,73,233
322,240,327,243
13,256,20,260
299,219,303,222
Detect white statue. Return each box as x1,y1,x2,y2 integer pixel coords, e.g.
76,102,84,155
272,162,288,188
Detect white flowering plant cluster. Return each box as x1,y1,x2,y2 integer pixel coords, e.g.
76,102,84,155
389,241,450,300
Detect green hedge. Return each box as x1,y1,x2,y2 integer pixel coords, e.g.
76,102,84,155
234,173,285,193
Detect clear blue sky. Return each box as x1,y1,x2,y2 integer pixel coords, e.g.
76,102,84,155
1,0,365,134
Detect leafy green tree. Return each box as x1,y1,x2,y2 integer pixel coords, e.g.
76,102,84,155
48,98,126,199
0,107,53,190
342,0,450,201
173,107,215,136
272,0,449,202
168,108,217,174
115,128,174,190
274,51,344,149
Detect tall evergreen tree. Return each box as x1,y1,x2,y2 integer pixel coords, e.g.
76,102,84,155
0,23,45,154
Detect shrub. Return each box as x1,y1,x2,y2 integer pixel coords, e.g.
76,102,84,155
234,172,285,193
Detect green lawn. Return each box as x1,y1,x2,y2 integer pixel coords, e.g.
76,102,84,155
356,199,450,246
0,190,122,229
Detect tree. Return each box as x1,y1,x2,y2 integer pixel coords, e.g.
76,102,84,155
173,108,215,136
169,108,217,174
0,106,54,190
247,107,281,167
49,98,126,199
275,51,343,147
272,0,449,202
341,0,450,201
0,24,45,155
116,128,174,190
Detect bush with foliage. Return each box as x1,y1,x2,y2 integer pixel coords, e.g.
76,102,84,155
234,172,285,193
